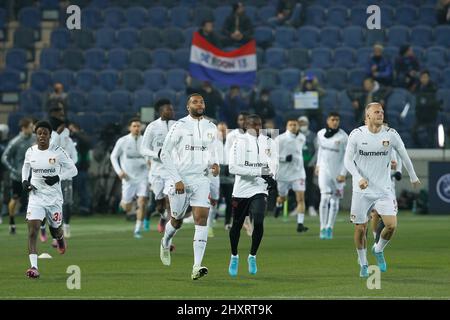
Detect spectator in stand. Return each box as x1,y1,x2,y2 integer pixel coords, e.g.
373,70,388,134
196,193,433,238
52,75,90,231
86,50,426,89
394,45,420,92
220,85,249,127
366,44,393,87
250,88,276,125
45,82,68,112
222,2,254,47
185,75,224,120
413,70,442,148
436,0,450,24
198,19,222,48
269,0,305,27
295,73,325,129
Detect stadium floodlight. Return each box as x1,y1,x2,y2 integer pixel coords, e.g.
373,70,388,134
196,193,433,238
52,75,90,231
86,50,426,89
438,124,445,148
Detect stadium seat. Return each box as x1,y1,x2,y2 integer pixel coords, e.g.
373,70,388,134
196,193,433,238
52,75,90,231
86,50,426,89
87,90,109,111
424,46,447,69
254,26,274,49
0,8,6,41
326,68,348,90
269,88,292,111
310,47,332,68
435,25,450,48
384,46,398,60
13,27,35,51
98,112,121,127
126,6,148,29
18,7,41,29
149,6,169,28
297,26,320,49
366,29,385,46
349,5,367,26
320,89,338,112
257,68,279,89
82,7,103,29
410,25,433,47
129,48,152,70
395,5,417,27
98,69,119,92
85,48,106,71
167,68,187,91
52,69,74,90
305,5,326,27
287,48,309,69
427,67,442,85
20,89,42,113
256,47,264,66
418,5,438,26
214,6,232,30
51,28,71,50
76,112,99,135
258,5,276,24
152,48,173,69
67,90,87,113
183,26,197,47
117,28,139,49
327,5,348,28
161,27,186,49
72,29,95,50
95,28,116,50
387,25,410,47
320,27,341,48
437,89,450,112
304,68,325,85
356,47,373,68
104,7,125,29
342,26,364,47
334,47,355,68
6,48,27,71
348,68,367,88
62,48,85,71
170,6,192,29
110,90,132,112
108,48,129,70
442,68,450,89
173,48,190,69
76,69,98,92
380,5,395,27
245,5,258,25
143,69,166,91
133,89,153,111
31,70,52,91
264,47,287,68
140,27,162,49
122,69,143,91
279,68,301,90
154,89,177,106
274,26,296,49
7,112,25,136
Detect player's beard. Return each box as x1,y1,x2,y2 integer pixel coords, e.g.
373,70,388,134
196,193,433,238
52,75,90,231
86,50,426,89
190,108,204,118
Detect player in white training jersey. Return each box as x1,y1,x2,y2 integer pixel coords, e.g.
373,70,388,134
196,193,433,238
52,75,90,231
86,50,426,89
110,118,149,239
273,119,309,233
315,112,348,240
344,103,420,278
159,93,219,280
141,99,176,233
22,121,77,278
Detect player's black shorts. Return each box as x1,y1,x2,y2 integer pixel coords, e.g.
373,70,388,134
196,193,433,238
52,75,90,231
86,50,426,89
231,193,267,224
11,180,23,199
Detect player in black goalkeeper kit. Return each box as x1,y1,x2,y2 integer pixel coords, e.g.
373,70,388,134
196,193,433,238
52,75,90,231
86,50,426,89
227,115,278,277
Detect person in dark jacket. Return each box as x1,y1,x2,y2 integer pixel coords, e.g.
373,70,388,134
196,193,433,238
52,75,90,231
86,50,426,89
250,88,276,124
394,45,420,91
222,2,254,46
198,19,222,48
366,44,393,86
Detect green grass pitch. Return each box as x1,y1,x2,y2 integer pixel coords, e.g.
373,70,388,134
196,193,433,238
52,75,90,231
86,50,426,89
0,211,449,300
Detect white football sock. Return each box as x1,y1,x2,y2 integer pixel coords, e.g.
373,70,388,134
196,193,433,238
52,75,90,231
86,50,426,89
29,254,38,269
356,248,368,266
193,225,208,267
326,197,339,229
297,213,305,224
375,237,390,253
134,220,142,233
163,220,178,248
207,206,217,229
319,194,330,229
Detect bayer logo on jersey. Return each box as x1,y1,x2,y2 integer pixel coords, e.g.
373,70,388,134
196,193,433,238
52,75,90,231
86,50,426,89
436,174,450,204
382,140,390,147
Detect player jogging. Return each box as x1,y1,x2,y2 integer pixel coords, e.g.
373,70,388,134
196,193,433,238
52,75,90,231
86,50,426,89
344,103,420,278
22,120,77,278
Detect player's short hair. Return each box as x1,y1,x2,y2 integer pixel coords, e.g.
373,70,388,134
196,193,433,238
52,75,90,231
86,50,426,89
286,118,299,124
238,111,250,118
246,114,261,123
327,111,340,118
128,117,141,126
34,120,52,133
365,102,383,117
186,93,203,104
155,99,172,112
19,117,33,129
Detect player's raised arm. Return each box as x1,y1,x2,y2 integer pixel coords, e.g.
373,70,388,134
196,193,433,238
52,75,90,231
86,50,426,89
160,122,182,183
58,147,78,180
141,122,159,159
391,129,420,185
344,130,363,183
110,137,124,177
228,138,261,176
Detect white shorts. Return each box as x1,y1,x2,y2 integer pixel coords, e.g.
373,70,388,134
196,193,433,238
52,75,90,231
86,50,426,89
26,203,63,228
319,172,345,199
167,178,210,220
122,180,149,204
209,176,220,201
350,192,398,224
277,179,305,197
149,175,171,200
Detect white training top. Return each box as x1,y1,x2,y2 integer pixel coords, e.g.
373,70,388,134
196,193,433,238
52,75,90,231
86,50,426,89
223,129,244,165
22,144,78,206
110,133,148,183
229,132,279,198
344,125,418,194
274,131,306,181
160,115,218,185
141,117,176,178
316,128,348,178
50,128,78,181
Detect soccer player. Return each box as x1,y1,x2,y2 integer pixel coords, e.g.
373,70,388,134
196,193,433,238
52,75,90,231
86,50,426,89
1,117,34,235
141,99,176,233
228,114,278,277
344,102,420,278
22,120,77,278
273,119,309,233
159,93,219,280
110,118,149,239
315,112,348,240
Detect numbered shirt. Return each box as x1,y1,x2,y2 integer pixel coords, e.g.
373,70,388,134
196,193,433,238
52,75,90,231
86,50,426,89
22,144,78,206
110,133,148,182
316,128,348,178
274,131,306,181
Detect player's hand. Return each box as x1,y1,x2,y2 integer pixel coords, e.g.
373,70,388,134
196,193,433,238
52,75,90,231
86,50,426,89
314,166,319,176
336,175,346,183
390,160,397,170
42,175,60,186
119,171,128,180
285,154,293,162
411,179,421,189
393,171,402,181
261,175,276,191
359,178,368,190
175,181,185,194
211,163,220,177
22,180,36,192
210,198,218,207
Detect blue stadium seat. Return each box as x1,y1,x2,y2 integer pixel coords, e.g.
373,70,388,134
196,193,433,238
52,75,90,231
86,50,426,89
129,48,152,69
7,112,25,136
342,26,364,47
72,29,95,50
126,6,148,29
82,7,103,29
270,88,292,111
18,7,41,29
67,90,86,113
349,5,367,26
437,89,450,112
256,47,264,66
320,89,338,112
104,7,125,29
348,68,367,88
356,47,373,68
418,5,438,26
98,112,121,127
411,46,425,60
0,8,6,41
173,48,190,69
424,46,447,69
85,48,106,71
427,67,442,85
274,26,296,49
167,69,187,91
31,70,52,91
117,28,139,49
387,25,410,47
410,25,433,47
254,26,274,48
52,69,74,90
88,0,110,8
161,27,186,49
297,26,320,49
50,28,71,49
304,68,325,84
380,5,395,27
76,69,98,92
95,28,116,50
310,47,332,68
13,27,35,51
108,48,129,70
383,46,398,60
395,5,417,27
287,48,309,69
366,29,385,46
149,6,169,28
6,48,27,71
305,5,326,27
140,27,161,49
110,90,132,112
334,47,355,68
183,26,197,47
133,89,153,111
20,89,42,113
122,69,143,91
170,6,192,29
257,68,279,89
435,25,450,48
327,5,348,27
62,48,85,71
214,6,232,30
326,68,348,90
152,48,173,69
98,69,119,91
320,27,341,48
143,69,166,91
76,112,99,135
279,68,300,90
258,5,276,24
87,90,109,111
154,89,177,106
443,68,450,89
245,5,259,25
264,47,287,68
